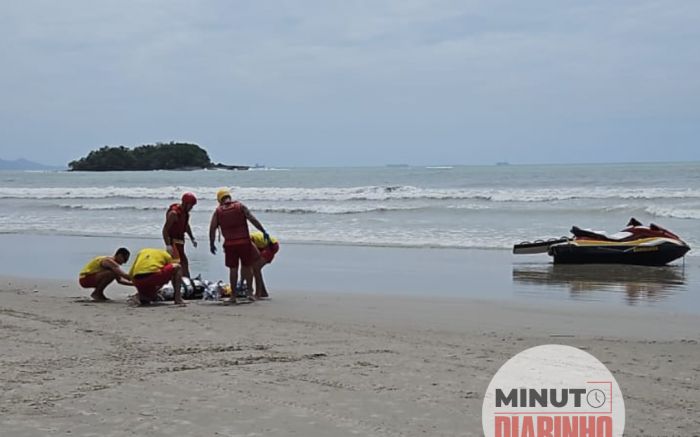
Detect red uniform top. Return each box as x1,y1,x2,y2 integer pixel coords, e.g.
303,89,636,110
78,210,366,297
216,201,250,246
166,203,189,240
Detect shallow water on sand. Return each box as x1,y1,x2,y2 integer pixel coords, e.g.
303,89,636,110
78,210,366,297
2,234,697,314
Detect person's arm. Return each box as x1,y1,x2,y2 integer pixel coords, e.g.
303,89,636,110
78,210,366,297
116,277,134,286
101,258,133,285
186,223,197,247
242,205,269,242
209,210,219,254
162,211,177,249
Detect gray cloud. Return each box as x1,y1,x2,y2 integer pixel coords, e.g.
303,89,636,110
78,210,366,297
1,0,698,166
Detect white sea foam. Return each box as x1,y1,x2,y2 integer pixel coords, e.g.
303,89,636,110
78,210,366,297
54,202,426,215
49,201,688,217
645,206,700,220
3,185,700,202
58,204,162,211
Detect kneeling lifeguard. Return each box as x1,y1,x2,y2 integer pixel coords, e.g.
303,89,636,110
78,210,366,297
128,248,184,305
78,248,133,301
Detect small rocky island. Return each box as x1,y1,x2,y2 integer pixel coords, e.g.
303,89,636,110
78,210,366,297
68,142,249,171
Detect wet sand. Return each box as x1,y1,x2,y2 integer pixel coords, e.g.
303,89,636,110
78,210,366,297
1,233,698,312
0,274,698,436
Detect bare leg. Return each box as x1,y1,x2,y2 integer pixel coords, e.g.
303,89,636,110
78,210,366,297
174,244,190,278
171,264,185,304
91,271,117,301
180,259,190,279
253,261,268,298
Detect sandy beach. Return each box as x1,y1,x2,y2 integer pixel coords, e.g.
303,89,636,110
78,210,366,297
1,274,698,436
4,0,700,434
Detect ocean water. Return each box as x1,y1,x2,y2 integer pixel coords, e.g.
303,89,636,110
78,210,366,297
1,162,699,254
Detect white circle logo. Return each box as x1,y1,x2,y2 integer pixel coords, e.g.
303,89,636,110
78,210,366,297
482,345,625,437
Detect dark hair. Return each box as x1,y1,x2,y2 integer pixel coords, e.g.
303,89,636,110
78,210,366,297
115,247,130,259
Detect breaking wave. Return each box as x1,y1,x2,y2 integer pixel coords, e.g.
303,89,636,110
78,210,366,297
3,185,700,202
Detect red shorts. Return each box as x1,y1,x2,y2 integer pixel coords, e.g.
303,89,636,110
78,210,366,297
259,242,280,263
79,274,99,288
225,243,259,268
132,264,175,302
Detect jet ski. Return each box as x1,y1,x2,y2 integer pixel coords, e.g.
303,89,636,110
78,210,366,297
514,218,690,266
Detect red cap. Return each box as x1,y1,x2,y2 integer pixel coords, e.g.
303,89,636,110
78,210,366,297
181,192,197,206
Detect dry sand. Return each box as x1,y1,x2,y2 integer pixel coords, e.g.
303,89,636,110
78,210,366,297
1,275,698,436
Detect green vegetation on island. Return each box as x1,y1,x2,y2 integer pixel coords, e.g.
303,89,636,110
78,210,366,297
68,142,248,171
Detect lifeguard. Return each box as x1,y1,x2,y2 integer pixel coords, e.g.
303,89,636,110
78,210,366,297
163,192,198,277
209,188,269,301
78,248,133,301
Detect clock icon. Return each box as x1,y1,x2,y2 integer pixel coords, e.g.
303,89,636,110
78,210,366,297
586,389,606,408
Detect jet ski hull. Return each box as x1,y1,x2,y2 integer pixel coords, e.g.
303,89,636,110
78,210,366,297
549,239,690,266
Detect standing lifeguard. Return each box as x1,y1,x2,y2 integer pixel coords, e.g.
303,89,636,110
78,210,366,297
209,188,269,300
163,192,198,278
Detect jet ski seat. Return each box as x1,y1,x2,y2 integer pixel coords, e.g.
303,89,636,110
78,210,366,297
569,226,625,241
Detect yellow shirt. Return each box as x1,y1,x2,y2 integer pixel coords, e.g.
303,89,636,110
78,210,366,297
80,256,107,278
250,231,278,249
129,249,173,276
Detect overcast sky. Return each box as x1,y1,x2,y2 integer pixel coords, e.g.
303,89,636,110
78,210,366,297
1,1,699,166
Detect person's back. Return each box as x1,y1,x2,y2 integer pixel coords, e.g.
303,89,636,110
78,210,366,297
250,231,280,264
129,248,184,305
129,248,172,277
250,231,278,249
80,256,109,278
216,200,250,245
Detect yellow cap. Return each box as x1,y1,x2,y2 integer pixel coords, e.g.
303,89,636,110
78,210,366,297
216,188,231,203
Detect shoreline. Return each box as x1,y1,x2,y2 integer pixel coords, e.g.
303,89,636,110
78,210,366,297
1,275,698,436
1,233,698,314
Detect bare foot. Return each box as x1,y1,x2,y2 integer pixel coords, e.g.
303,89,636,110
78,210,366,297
127,294,142,306
90,291,110,302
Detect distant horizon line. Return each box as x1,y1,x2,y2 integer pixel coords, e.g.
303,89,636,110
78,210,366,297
2,157,699,170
